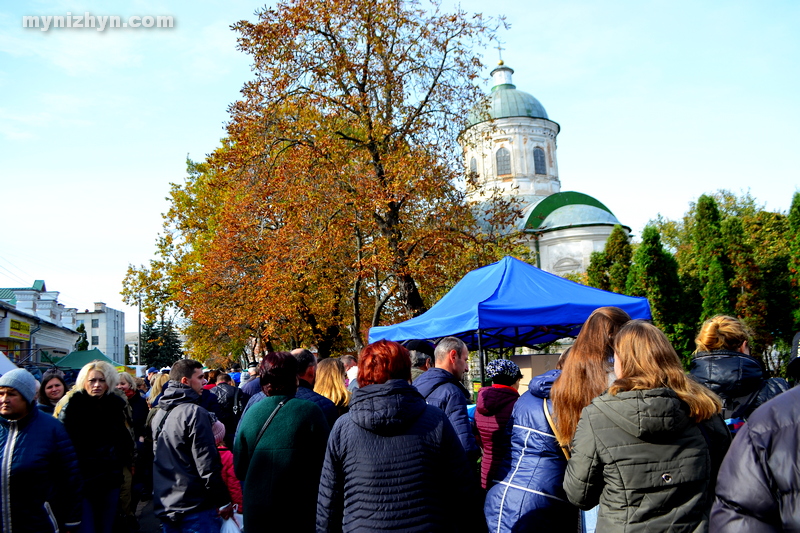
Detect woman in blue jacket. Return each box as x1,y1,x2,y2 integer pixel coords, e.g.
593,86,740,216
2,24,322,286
317,340,481,532
484,366,579,533
0,368,83,532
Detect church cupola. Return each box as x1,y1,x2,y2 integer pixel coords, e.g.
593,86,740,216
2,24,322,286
461,61,561,202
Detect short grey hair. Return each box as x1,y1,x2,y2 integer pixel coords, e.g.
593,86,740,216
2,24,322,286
118,372,136,389
434,337,467,364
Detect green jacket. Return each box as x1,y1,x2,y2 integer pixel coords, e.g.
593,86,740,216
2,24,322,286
564,388,730,532
234,395,330,533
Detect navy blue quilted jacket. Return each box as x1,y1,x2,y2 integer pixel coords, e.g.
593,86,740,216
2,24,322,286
413,368,480,462
484,370,579,533
0,407,83,532
316,379,481,532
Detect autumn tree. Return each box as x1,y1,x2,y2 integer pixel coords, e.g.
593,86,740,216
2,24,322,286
124,0,519,356
652,190,794,371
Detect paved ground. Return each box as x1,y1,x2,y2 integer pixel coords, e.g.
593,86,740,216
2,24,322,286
136,499,161,533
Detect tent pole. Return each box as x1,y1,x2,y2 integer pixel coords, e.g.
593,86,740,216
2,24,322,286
477,330,485,388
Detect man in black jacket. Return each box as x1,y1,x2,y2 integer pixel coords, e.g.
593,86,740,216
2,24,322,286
152,359,232,532
210,373,243,447
711,385,800,531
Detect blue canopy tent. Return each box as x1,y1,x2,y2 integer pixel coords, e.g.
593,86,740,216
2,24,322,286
369,256,652,383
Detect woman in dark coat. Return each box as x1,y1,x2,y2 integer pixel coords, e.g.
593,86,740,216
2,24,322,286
689,315,787,435
564,321,731,532
0,368,83,532
316,340,482,533
234,352,330,533
56,360,134,533
475,358,522,490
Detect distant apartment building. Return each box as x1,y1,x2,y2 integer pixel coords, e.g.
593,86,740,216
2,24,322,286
76,303,125,363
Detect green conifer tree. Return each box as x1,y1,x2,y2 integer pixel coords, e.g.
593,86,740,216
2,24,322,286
75,323,89,351
626,226,691,362
789,192,800,332
586,225,631,294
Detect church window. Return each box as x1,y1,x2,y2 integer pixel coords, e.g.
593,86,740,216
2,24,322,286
534,147,546,175
496,147,511,176
469,157,478,175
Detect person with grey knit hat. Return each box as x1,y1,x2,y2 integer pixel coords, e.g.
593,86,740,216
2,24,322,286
0,368,83,532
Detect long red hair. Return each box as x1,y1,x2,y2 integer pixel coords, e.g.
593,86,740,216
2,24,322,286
551,306,631,446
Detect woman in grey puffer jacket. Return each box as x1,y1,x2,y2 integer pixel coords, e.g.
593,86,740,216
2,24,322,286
564,321,731,532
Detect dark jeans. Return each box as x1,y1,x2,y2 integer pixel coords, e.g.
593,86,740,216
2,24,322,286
80,488,120,533
161,508,221,533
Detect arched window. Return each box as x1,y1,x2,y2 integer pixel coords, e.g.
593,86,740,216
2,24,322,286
496,147,511,176
469,157,478,175
534,147,546,175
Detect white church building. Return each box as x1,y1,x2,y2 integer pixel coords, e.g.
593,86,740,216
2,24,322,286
460,61,627,275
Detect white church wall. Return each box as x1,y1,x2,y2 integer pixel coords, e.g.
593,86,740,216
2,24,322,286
537,226,617,274
462,116,560,202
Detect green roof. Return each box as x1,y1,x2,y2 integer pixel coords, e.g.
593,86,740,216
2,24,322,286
0,289,17,304
524,191,624,231
53,348,119,369
0,281,46,305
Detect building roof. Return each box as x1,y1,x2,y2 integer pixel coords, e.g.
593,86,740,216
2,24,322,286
54,348,119,369
467,64,552,127
523,191,628,232
0,281,46,305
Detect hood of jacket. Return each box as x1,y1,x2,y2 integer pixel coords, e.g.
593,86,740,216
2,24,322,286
593,388,692,440
349,379,427,436
412,367,470,400
527,369,561,400
689,350,764,398
158,380,201,410
477,385,519,416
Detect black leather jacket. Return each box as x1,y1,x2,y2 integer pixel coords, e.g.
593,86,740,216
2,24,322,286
689,350,788,423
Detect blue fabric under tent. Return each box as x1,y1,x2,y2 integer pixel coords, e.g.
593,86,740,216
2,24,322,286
369,256,652,350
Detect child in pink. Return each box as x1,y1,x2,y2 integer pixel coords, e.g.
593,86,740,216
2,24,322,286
213,421,244,515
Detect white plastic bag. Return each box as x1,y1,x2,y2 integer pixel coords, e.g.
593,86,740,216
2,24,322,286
221,516,242,533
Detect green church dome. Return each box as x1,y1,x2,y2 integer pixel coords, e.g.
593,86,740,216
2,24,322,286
467,64,550,126
523,191,628,232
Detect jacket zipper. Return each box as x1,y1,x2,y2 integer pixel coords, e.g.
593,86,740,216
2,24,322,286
1,421,18,533
43,501,59,533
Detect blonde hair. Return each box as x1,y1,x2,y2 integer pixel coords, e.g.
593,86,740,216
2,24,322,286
694,315,752,353
54,360,120,416
611,320,721,422
314,358,351,409
148,373,170,407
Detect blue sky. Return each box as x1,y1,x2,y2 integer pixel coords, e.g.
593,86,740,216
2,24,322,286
1,0,798,325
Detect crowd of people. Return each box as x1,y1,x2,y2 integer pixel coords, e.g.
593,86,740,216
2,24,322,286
0,310,798,532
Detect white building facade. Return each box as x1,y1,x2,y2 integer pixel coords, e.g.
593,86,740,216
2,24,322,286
77,302,125,363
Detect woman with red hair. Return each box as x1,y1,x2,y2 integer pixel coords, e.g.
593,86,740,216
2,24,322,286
317,340,480,532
